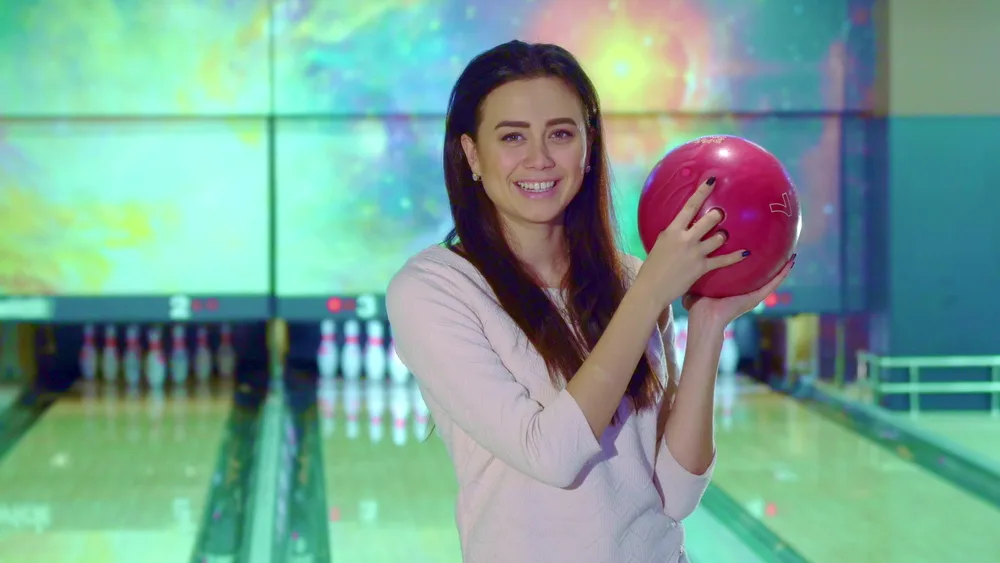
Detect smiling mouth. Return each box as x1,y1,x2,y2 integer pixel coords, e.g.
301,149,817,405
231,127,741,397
514,180,559,193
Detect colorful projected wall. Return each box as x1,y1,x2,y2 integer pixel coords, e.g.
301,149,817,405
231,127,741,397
275,116,842,298
0,120,270,297
272,0,874,116
0,0,875,316
0,0,873,116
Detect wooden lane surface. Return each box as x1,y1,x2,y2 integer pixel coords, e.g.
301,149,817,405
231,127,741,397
0,381,232,563
712,378,1000,563
834,381,1000,466
900,413,1000,466
319,379,461,563
317,379,764,562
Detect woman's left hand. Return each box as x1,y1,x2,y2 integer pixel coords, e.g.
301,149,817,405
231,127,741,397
683,255,796,331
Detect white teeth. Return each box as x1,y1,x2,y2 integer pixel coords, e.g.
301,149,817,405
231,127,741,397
516,181,556,192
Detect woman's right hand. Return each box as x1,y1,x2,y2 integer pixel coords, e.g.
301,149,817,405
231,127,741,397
636,177,748,309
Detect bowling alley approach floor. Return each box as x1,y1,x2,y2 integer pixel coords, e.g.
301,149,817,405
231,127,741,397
830,382,1000,468
0,381,232,563
711,378,1000,562
316,376,1000,563
892,412,1000,467
2,375,998,562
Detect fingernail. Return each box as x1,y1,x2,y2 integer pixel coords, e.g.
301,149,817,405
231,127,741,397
791,253,797,262
706,176,716,186
741,250,751,257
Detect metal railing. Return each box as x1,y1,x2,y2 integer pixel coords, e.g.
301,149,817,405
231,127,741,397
854,351,1000,416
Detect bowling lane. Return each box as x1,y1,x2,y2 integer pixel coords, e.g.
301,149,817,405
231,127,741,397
712,377,1000,562
0,381,232,563
318,378,766,562
898,413,1000,467
320,378,461,563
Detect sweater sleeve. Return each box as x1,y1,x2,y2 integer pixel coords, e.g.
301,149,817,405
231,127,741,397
385,260,603,488
654,304,715,520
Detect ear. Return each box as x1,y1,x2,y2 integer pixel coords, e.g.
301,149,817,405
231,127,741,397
460,134,481,178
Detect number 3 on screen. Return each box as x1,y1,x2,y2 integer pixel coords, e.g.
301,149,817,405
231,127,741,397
356,294,378,320
169,295,192,321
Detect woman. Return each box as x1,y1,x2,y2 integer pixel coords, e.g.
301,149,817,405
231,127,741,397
386,40,792,563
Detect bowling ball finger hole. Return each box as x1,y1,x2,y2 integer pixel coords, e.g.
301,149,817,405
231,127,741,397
715,229,729,243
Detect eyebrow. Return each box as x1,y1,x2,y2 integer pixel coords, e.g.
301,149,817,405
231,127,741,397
494,117,578,130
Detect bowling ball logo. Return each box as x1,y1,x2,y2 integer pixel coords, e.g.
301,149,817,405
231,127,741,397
637,135,802,298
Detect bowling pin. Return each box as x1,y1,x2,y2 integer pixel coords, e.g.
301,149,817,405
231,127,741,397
364,320,387,381
79,324,98,381
366,380,386,443
389,382,411,446
317,320,338,379
216,323,237,378
194,326,212,382
170,325,189,384
342,379,361,440
387,338,409,384
719,322,739,376
411,384,430,440
146,326,167,389
672,317,688,375
340,320,362,380
123,324,142,386
101,325,119,382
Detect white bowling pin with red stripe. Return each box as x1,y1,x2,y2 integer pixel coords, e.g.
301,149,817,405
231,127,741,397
145,326,166,388
317,320,338,379
387,338,409,384
217,323,236,378
123,324,142,386
80,324,98,381
340,320,362,380
170,325,189,384
364,320,387,381
194,326,212,382
101,325,119,381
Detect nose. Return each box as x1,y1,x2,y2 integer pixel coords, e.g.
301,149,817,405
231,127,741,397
523,140,555,170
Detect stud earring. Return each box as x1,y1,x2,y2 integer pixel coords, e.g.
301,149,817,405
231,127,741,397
585,165,591,173
472,173,480,181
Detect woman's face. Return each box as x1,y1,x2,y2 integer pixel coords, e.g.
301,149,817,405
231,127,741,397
461,76,590,231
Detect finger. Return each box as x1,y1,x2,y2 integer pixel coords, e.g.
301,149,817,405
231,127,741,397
689,209,725,239
705,249,748,271
671,177,716,229
698,229,728,254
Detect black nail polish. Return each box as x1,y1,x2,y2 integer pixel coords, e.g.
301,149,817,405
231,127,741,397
706,176,716,186
790,253,797,262
741,250,751,257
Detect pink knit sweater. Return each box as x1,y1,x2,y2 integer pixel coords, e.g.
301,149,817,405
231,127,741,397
386,245,714,563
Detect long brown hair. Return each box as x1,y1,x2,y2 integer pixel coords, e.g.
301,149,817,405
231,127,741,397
442,40,662,420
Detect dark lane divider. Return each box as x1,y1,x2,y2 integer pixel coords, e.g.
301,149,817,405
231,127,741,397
191,375,267,562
